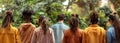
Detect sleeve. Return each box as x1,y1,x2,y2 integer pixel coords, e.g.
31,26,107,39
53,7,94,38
31,31,37,43
51,25,55,30
15,29,22,43
62,31,67,43
63,25,69,33
102,28,106,43
107,31,112,43
18,25,22,35
51,25,56,33
50,29,55,43
82,31,87,43
80,31,84,43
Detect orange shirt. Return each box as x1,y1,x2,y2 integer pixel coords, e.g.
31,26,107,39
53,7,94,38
62,29,83,43
82,24,106,43
18,23,35,43
0,25,21,43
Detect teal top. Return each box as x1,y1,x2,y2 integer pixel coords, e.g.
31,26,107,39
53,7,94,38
107,25,117,43
51,22,69,43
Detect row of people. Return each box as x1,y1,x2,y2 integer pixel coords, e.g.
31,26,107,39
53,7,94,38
0,9,119,43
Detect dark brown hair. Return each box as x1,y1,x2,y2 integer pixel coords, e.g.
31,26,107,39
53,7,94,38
38,15,45,26
109,15,120,42
90,11,99,24
57,14,65,21
41,18,49,35
69,17,79,33
22,9,33,22
22,9,33,17
1,10,14,28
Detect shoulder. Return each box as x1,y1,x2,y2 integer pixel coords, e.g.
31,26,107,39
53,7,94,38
49,28,54,33
99,27,105,31
11,26,19,32
64,29,71,34
19,23,25,26
51,24,58,28
108,26,114,31
78,29,84,33
84,27,90,32
34,27,41,32
107,26,114,33
18,23,26,28
77,29,84,35
62,23,68,27
31,24,36,28
98,27,106,35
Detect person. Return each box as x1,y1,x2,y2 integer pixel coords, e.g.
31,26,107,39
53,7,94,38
0,10,21,43
51,14,68,43
18,9,36,43
107,14,120,43
82,11,106,43
107,15,117,43
31,17,55,43
62,16,83,43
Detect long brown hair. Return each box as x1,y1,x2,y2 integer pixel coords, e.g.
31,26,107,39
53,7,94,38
109,15,120,42
69,17,79,33
1,10,14,28
41,18,49,35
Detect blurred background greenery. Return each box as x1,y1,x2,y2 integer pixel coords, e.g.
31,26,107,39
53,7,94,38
0,0,120,29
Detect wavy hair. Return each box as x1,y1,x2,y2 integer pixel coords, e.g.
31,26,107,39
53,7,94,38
41,18,49,35
109,15,120,42
69,17,79,33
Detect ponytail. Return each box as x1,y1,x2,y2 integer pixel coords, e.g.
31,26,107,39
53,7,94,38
1,10,14,28
41,18,49,35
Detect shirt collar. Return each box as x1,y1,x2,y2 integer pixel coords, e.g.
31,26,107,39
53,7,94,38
90,24,99,27
57,22,64,24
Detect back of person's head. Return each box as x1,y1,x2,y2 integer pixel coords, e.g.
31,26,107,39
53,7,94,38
1,10,14,28
109,15,116,22
22,9,33,21
38,15,45,26
69,17,79,33
90,11,99,24
57,14,65,21
41,18,49,35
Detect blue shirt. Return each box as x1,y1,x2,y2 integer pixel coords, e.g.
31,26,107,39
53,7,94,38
107,26,117,43
51,22,69,43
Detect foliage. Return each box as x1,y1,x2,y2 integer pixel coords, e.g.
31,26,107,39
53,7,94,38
110,0,120,9
117,8,120,17
0,0,113,29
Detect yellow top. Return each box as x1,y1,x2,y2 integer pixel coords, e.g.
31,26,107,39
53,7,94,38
0,25,21,43
82,24,106,43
